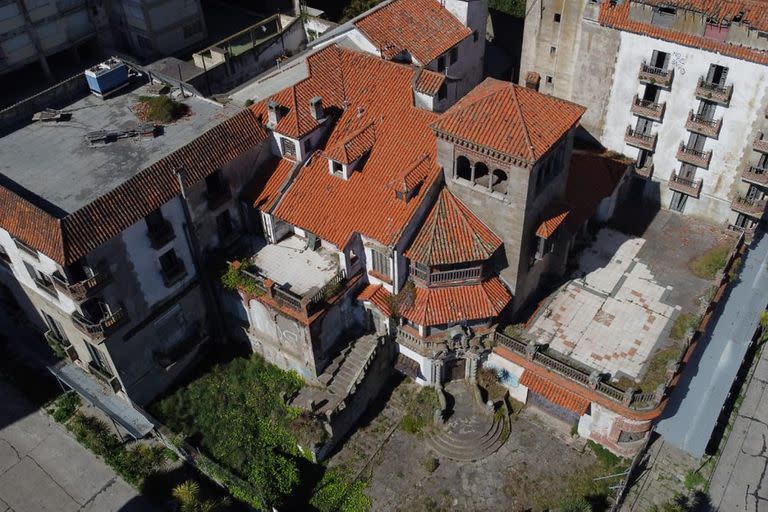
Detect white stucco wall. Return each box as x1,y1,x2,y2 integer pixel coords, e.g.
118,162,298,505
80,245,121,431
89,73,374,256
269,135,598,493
397,342,433,386
484,352,529,403
120,197,196,308
314,28,380,57
601,31,768,222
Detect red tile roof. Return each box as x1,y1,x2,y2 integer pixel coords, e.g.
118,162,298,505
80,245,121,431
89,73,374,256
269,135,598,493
406,188,502,265
536,205,570,239
431,79,586,164
266,45,443,249
324,120,377,164
600,0,768,65
565,150,630,230
357,284,393,316
0,109,269,265
413,69,446,95
640,0,768,32
354,0,471,64
401,277,511,326
519,370,591,415
245,157,296,212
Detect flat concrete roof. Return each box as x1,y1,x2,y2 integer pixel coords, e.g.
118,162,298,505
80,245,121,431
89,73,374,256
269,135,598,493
0,80,237,215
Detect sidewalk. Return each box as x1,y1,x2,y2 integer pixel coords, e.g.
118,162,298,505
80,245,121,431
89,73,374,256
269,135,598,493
709,341,768,511
0,379,158,512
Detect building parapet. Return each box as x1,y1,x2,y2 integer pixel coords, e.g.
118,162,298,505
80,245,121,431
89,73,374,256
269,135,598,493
632,162,654,180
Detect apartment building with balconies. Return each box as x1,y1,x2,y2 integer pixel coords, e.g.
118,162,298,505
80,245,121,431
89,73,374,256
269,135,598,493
519,0,768,231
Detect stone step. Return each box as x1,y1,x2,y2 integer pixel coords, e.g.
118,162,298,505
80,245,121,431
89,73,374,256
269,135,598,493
441,414,496,442
427,417,507,461
432,418,502,454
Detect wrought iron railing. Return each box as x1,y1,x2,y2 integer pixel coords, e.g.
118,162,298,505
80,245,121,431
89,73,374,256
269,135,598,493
72,308,126,341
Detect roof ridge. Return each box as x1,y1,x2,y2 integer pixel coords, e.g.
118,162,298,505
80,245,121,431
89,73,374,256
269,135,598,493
422,191,444,264
509,85,535,161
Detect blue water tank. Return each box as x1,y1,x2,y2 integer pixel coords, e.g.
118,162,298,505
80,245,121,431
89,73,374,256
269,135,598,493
85,59,129,97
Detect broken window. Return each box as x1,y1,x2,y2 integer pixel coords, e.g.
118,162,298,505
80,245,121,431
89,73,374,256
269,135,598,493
281,137,297,158
370,249,391,278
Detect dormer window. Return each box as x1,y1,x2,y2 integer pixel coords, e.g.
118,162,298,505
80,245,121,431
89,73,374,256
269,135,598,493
331,160,344,176
281,137,297,158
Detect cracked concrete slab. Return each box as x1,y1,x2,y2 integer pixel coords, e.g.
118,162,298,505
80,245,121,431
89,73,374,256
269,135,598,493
0,457,79,512
79,478,148,512
0,439,20,476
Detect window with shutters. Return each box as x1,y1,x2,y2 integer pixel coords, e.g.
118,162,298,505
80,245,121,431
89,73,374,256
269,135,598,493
371,249,391,278
281,137,297,158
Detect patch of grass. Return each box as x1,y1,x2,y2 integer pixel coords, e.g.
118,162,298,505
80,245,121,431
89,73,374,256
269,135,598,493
399,385,438,435
423,457,439,473
689,243,731,280
48,392,80,423
587,440,622,468
670,313,699,341
615,345,681,393
684,469,708,491
138,95,189,123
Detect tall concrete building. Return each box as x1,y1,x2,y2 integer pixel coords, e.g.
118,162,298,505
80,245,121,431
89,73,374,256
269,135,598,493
520,0,768,230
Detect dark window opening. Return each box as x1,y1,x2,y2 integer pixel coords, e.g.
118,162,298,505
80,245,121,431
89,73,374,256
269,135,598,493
449,47,458,64
706,64,728,86
145,209,174,249
456,156,472,180
554,12,561,22
474,162,490,187
331,160,344,176
550,46,556,55
159,249,186,286
217,210,234,243
670,191,687,212
546,75,553,84
438,83,447,101
473,30,479,42
437,55,447,73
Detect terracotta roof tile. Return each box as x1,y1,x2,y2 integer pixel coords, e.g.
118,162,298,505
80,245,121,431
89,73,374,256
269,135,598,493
536,205,570,239
324,120,377,164
245,157,296,212
431,79,586,163
639,0,768,32
401,277,511,326
406,188,502,265
354,0,471,64
414,69,445,95
566,150,630,229
269,45,442,248
600,1,768,65
0,185,65,263
357,284,393,316
520,370,590,415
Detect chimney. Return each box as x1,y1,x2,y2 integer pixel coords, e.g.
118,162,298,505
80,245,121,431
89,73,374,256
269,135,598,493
310,96,324,120
524,71,541,92
267,100,282,127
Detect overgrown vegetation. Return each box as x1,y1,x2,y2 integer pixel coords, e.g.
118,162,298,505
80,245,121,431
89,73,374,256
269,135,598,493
151,354,370,510
399,385,439,434
137,95,189,123
488,0,526,17
309,466,372,512
340,0,384,20
670,313,699,341
220,260,265,295
689,243,731,280
66,412,167,487
172,480,231,512
423,457,439,473
476,367,508,402
47,391,80,423
684,469,708,491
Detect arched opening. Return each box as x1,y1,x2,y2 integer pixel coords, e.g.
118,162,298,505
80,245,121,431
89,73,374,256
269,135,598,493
456,156,471,180
492,169,508,194
474,162,490,187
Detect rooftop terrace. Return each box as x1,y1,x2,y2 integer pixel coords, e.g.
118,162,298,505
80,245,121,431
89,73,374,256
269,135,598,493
0,80,237,215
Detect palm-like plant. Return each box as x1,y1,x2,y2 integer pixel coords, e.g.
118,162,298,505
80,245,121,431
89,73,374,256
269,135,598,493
172,480,230,512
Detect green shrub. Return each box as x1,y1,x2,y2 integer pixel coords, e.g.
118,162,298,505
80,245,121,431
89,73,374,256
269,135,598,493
423,457,439,473
173,480,231,512
138,95,189,123
309,466,371,512
400,414,425,434
49,392,80,423
684,469,708,491
587,440,622,469
689,244,731,280
488,0,526,17
221,261,265,295
670,313,698,341
67,413,118,457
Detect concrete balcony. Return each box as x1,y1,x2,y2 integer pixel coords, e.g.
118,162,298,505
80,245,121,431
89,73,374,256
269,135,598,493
638,61,674,89
695,77,732,106
633,163,654,179
72,309,127,343
625,126,657,151
668,172,703,198
631,95,666,122
731,196,768,218
686,111,722,138
742,165,768,187
754,132,768,154
52,270,111,302
676,143,712,169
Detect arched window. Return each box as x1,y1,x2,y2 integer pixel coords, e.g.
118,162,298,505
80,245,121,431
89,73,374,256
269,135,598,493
456,156,472,180
492,169,508,194
474,162,490,187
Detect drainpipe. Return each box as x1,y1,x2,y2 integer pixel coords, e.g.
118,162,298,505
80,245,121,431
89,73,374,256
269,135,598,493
175,168,225,341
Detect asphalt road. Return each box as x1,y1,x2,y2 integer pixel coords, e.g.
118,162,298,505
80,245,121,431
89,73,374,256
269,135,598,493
0,379,156,512
656,232,768,457
710,341,768,511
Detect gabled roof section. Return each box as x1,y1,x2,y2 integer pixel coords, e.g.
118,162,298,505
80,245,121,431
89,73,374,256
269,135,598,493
245,157,296,212
600,0,768,65
391,154,431,195
536,204,570,239
406,188,502,265
431,79,586,164
413,68,446,96
354,0,471,64
0,108,269,265
401,277,512,326
357,284,393,316
271,45,443,248
324,120,376,164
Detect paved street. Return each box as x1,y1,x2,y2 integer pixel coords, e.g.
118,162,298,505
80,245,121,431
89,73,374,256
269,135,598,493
0,379,156,512
710,341,768,512
657,232,768,457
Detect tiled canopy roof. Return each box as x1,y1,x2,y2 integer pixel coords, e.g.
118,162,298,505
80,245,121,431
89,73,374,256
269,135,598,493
354,0,471,64
0,109,268,265
536,205,570,239
401,277,511,326
357,284,393,316
406,188,502,266
245,157,296,212
265,45,443,249
520,370,591,415
413,69,446,95
324,121,377,164
600,0,768,65
431,79,586,164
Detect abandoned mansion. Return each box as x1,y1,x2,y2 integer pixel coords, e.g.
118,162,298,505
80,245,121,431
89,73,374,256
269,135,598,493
0,0,760,458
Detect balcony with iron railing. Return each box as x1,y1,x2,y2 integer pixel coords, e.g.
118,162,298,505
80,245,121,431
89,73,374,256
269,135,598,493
88,361,121,392
147,219,175,249
624,126,657,151
638,61,674,88
52,270,112,302
72,308,127,342
731,196,768,218
668,172,703,198
754,132,768,154
742,165,768,187
695,77,733,106
633,162,654,179
676,143,712,169
686,110,722,138
411,263,483,287
630,95,666,122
